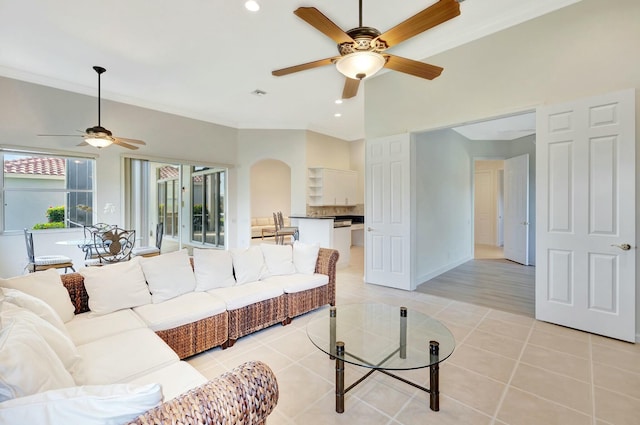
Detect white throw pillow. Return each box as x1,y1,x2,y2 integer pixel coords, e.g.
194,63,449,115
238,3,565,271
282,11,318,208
0,320,75,402
230,246,268,285
192,248,236,291
0,383,162,425
80,257,151,315
1,287,68,336
0,269,75,323
292,241,320,274
260,244,296,276
0,303,83,383
140,249,197,303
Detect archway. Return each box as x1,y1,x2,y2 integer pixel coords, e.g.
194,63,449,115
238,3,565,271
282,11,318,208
249,159,291,240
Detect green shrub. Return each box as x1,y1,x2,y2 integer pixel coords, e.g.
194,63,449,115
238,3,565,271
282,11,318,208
46,206,65,223
32,222,65,230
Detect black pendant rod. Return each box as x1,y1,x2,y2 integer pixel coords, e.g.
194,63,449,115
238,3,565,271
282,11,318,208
93,66,106,127
359,0,362,27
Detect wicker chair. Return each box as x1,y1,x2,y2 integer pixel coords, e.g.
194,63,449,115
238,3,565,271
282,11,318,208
23,228,75,273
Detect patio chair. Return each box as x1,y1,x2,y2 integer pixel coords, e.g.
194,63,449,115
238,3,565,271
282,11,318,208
132,222,163,257
24,228,75,273
84,227,136,266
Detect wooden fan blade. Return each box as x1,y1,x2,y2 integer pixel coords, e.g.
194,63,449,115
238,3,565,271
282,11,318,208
112,139,139,150
342,78,360,99
115,137,146,145
294,7,355,44
376,0,460,48
272,57,339,77
384,54,443,80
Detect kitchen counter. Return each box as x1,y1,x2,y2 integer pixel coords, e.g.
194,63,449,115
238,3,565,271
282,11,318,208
290,216,350,266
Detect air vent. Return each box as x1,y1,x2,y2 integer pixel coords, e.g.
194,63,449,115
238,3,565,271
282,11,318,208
251,89,267,96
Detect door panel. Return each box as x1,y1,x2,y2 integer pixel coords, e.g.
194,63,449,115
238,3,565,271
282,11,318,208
365,134,412,290
504,154,529,265
536,89,636,342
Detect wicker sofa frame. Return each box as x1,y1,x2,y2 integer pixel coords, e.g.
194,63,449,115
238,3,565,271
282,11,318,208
59,247,338,358
126,360,278,425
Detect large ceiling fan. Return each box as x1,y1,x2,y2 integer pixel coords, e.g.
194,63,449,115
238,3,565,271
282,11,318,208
272,0,461,99
39,66,146,150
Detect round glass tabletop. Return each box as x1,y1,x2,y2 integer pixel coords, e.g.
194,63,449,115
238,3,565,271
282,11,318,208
306,303,455,371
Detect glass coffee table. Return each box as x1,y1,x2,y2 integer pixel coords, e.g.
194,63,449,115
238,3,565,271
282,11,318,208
306,303,455,413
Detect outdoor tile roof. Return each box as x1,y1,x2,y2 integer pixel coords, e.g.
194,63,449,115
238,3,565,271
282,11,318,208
4,157,66,176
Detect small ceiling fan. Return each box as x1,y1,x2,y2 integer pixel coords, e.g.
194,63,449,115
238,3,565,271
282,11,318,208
39,66,146,150
272,0,461,99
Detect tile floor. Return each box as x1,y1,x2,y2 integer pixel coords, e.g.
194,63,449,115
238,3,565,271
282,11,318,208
187,247,640,425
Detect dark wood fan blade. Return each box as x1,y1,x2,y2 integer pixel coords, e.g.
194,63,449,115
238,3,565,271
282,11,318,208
116,137,146,145
384,54,443,80
294,7,355,44
113,139,140,150
376,0,460,48
272,57,339,76
342,78,360,99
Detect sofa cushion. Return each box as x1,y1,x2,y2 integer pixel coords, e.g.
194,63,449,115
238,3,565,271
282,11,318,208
140,249,197,303
65,309,147,346
260,244,296,276
0,383,162,425
77,328,179,385
1,303,83,383
230,246,268,284
128,361,208,402
80,257,151,315
263,273,329,294
0,269,75,322
0,320,75,402
133,292,226,332
292,241,320,275
208,280,283,310
192,248,236,291
1,287,68,336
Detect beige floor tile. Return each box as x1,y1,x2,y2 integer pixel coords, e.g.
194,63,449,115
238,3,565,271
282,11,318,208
447,344,516,383
354,376,418,417
591,334,640,354
439,363,506,415
216,344,292,373
274,363,333,418
395,394,492,425
594,386,640,425
463,329,525,360
268,327,318,360
486,309,534,327
510,363,592,414
593,363,640,400
533,321,590,342
437,319,474,344
592,345,640,374
294,391,392,425
497,387,592,425
528,328,590,358
435,305,487,328
477,317,532,341
520,343,591,382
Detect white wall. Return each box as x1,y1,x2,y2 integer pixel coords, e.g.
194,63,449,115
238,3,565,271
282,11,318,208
349,139,365,204
250,159,291,218
367,0,637,329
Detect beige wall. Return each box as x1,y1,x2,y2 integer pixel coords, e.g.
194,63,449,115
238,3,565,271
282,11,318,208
250,159,291,218
306,131,351,169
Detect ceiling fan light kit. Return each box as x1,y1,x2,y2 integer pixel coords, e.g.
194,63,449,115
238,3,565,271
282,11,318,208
272,0,461,99
335,51,385,80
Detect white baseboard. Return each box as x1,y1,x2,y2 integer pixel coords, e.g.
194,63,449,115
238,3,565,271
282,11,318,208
414,255,472,289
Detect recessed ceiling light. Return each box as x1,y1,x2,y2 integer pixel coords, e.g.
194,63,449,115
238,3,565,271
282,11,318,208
245,0,260,12
334,113,342,118
335,99,343,104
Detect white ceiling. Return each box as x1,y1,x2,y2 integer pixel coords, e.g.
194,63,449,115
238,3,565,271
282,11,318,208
0,0,579,141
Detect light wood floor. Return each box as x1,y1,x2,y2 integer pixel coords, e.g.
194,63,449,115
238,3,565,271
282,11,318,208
416,245,535,317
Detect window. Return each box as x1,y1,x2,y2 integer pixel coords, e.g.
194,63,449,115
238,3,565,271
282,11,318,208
191,166,225,247
1,151,95,232
156,165,179,238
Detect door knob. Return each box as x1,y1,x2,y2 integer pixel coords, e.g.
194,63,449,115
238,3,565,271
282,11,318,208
367,227,374,232
611,243,632,251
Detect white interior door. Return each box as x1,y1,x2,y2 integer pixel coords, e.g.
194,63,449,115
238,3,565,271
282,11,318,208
536,89,636,342
504,154,529,265
365,134,412,290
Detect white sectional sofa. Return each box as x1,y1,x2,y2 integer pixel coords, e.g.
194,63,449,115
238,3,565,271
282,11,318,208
0,242,338,424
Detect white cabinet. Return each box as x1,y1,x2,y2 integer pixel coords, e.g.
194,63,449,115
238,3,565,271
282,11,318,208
308,168,357,206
